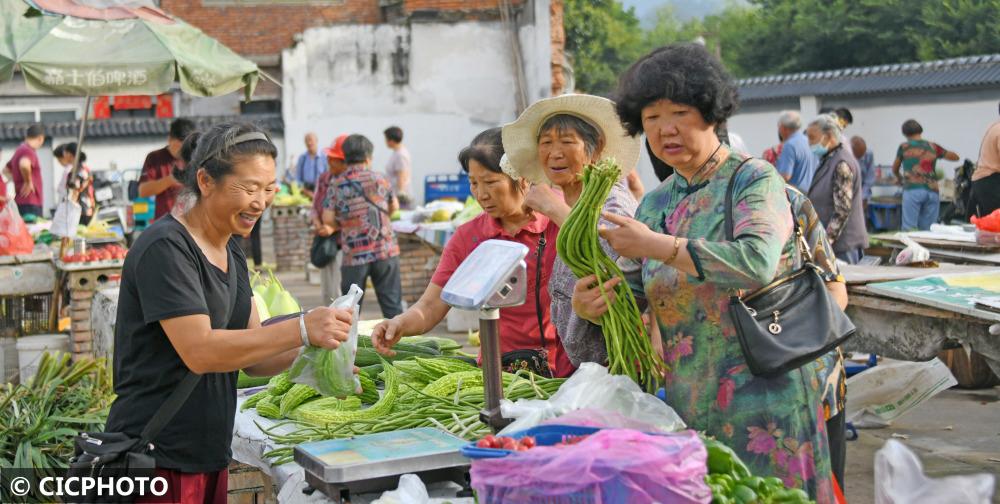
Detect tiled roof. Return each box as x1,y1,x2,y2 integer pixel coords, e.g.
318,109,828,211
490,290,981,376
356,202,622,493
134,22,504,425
737,54,1000,103
0,114,283,141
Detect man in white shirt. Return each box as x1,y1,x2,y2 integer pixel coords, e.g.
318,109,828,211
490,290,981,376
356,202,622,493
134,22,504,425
383,126,412,208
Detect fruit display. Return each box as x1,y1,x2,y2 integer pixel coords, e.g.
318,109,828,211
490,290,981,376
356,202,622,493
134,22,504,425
273,183,312,207
60,244,127,264
78,219,120,240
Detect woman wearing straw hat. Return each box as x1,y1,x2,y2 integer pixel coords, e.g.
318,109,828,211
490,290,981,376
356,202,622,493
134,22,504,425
572,44,836,501
501,94,645,368
373,128,575,378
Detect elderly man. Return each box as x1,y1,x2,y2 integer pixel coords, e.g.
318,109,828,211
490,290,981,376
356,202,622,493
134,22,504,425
774,110,819,191
294,132,323,196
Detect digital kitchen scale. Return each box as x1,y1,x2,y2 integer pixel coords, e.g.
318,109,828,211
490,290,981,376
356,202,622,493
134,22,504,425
295,427,472,502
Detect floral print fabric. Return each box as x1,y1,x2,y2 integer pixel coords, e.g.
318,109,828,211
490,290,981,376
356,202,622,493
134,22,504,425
631,152,835,502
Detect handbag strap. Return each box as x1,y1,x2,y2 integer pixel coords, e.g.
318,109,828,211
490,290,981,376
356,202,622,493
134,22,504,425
139,247,240,447
724,157,808,259
533,231,548,353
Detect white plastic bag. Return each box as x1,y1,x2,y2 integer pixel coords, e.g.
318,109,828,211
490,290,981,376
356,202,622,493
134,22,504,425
288,284,363,396
371,474,429,504
51,198,82,238
845,358,957,428
895,234,930,265
498,363,686,435
875,439,995,504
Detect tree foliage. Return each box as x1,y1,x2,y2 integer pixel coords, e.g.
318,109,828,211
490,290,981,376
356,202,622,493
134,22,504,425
563,0,1000,92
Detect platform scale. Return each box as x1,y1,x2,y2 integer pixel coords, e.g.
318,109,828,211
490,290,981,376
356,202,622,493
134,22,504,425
295,240,529,502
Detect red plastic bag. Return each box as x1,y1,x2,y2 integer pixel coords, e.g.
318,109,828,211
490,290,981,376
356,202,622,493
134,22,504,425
971,209,1000,232
0,204,35,256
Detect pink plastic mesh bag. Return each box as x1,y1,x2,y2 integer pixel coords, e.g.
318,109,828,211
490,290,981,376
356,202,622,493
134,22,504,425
470,429,711,504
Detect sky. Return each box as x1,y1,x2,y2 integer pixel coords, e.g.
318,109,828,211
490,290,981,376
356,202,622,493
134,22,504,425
621,0,742,27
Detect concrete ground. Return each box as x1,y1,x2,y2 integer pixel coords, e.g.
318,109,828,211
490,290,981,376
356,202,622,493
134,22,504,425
258,227,999,502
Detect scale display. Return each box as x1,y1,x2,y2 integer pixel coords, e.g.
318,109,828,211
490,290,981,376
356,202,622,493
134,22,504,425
441,239,528,310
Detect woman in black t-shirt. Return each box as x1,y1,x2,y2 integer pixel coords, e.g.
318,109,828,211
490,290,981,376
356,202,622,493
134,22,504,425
106,123,353,504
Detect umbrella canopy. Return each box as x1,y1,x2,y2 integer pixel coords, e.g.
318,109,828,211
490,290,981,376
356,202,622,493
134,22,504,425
0,0,259,100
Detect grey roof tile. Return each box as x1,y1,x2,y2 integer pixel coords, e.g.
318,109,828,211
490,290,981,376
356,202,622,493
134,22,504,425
0,114,284,142
738,53,1000,103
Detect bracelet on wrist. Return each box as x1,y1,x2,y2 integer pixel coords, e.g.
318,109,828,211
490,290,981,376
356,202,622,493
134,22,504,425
298,313,310,347
665,236,683,264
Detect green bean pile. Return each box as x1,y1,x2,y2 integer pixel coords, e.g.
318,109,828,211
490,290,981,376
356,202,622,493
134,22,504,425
556,159,664,392
260,367,564,465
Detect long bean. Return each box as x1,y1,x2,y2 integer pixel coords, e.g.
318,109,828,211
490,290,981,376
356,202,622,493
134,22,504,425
556,160,665,392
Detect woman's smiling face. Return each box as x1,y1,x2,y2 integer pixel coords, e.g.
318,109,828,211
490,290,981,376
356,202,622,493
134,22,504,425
536,126,597,188
198,153,277,237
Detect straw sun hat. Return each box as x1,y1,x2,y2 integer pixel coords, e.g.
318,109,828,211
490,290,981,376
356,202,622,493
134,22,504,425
501,94,640,185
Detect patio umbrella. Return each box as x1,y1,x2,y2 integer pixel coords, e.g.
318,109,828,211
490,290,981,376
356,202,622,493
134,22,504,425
0,0,262,237
0,0,259,99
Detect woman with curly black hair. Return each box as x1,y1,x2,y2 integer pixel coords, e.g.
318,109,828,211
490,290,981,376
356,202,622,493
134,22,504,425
572,44,836,502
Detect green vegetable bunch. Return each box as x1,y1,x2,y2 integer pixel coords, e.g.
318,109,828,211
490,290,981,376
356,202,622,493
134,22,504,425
703,437,815,504
556,159,665,391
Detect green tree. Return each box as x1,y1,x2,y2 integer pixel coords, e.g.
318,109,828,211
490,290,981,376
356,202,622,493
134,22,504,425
563,0,644,94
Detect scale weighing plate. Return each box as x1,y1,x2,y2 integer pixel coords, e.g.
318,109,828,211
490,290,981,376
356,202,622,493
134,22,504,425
294,427,472,501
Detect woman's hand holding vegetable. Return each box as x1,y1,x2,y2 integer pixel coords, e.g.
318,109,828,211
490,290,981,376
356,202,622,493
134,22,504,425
571,274,621,324
371,317,404,356
304,307,353,349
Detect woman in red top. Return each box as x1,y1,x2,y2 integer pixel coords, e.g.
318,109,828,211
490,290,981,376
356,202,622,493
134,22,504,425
372,128,574,377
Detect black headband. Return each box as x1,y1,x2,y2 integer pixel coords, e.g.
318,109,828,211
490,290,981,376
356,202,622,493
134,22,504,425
196,131,270,167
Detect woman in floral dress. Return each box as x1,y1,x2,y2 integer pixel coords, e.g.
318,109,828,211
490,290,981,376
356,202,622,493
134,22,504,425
572,43,836,502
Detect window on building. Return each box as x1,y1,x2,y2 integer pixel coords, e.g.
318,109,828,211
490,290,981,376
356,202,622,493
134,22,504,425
111,107,154,118
240,99,281,115
0,112,37,124
40,110,77,123
0,109,77,124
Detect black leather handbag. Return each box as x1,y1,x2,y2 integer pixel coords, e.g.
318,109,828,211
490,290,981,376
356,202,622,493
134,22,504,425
724,159,856,378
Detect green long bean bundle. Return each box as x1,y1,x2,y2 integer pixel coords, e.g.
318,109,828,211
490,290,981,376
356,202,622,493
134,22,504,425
556,159,665,392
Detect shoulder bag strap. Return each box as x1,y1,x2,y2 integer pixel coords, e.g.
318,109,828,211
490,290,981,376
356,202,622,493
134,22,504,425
138,248,240,446
534,231,548,352
723,157,756,241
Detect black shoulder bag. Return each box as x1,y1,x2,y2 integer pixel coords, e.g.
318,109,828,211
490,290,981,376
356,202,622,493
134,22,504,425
66,249,240,503
310,233,340,268
500,231,554,378
724,159,856,378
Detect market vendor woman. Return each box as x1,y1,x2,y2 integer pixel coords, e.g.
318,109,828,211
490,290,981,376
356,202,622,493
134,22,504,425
106,123,353,503
574,44,836,501
372,128,575,377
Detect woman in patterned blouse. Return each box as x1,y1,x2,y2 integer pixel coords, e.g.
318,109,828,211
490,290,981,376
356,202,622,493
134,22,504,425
573,43,837,502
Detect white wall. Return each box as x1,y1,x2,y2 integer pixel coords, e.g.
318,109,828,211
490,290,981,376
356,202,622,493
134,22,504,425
729,89,999,179
282,6,552,204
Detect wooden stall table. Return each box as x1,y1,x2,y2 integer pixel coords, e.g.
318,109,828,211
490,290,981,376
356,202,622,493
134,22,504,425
842,264,1000,387
869,231,1000,266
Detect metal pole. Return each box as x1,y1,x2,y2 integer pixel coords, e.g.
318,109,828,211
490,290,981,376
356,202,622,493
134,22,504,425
479,307,511,431
70,94,92,182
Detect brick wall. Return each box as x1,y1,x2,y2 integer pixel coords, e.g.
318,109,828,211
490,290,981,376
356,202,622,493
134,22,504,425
160,0,382,57
161,0,526,59
550,0,565,95
397,233,441,304
271,206,312,272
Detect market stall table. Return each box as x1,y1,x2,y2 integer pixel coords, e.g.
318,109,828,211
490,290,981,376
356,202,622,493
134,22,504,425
870,231,1000,266
841,264,1000,387
231,391,475,504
